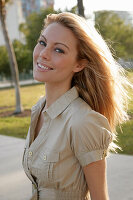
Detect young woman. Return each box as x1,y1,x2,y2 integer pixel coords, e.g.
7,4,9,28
22,12,129,200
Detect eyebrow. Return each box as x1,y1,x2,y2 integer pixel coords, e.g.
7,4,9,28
40,34,69,50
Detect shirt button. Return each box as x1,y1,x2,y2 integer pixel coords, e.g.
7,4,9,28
29,151,33,156
43,154,47,160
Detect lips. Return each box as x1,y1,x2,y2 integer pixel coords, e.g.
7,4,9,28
37,62,53,71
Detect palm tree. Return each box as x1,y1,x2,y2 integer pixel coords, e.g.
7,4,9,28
0,0,23,113
77,0,85,17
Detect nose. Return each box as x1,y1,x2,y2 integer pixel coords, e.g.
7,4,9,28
39,46,50,60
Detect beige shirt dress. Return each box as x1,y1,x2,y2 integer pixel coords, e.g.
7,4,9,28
22,86,113,200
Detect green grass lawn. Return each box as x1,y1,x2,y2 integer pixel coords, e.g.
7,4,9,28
0,72,133,155
116,120,133,155
0,84,45,139
0,84,45,112
0,116,30,139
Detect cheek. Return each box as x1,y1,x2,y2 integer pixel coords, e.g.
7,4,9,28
54,56,75,68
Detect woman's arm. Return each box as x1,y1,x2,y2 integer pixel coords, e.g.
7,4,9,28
83,159,109,200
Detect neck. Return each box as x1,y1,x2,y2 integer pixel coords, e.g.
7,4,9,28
44,83,71,109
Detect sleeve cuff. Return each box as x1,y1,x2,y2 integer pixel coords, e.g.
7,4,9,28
77,149,108,167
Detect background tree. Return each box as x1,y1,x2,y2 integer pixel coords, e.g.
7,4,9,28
0,41,32,78
0,0,23,113
13,40,32,74
0,45,9,77
77,0,85,17
95,11,133,60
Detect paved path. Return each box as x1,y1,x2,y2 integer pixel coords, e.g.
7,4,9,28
0,79,39,89
107,153,133,200
0,135,133,200
0,135,31,200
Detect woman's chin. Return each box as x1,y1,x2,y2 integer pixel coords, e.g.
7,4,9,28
33,74,45,83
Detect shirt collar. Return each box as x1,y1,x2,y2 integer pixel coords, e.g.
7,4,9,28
31,86,78,119
44,86,79,119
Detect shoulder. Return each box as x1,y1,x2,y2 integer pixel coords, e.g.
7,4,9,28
67,98,115,167
70,97,91,118
69,97,113,151
69,98,114,167
70,97,111,132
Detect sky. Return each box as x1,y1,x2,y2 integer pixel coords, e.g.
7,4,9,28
54,0,133,13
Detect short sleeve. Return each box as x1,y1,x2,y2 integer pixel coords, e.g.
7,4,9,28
70,110,114,167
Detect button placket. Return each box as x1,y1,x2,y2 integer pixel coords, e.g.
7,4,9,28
23,149,37,187
27,150,33,172
30,112,51,151
29,151,33,156
43,154,47,161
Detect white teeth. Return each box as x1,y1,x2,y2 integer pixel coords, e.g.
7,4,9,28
38,63,50,70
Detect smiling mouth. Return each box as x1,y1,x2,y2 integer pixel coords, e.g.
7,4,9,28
37,63,54,70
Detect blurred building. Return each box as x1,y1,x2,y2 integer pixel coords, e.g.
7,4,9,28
0,0,25,46
21,0,54,17
40,0,54,9
0,0,55,46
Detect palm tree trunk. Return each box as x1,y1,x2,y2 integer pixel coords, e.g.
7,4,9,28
77,0,85,17
0,0,23,113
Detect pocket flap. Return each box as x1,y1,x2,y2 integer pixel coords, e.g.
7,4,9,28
40,151,59,162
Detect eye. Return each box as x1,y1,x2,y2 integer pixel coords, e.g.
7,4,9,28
38,40,46,46
55,48,64,54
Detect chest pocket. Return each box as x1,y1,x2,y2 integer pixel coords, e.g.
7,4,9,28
31,151,59,184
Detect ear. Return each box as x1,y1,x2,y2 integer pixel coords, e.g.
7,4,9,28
73,59,88,73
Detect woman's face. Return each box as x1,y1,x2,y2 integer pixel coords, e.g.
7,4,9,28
33,22,82,88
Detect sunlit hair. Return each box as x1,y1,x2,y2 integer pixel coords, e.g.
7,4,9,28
43,12,129,133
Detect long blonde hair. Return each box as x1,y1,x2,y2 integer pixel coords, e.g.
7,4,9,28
43,12,129,132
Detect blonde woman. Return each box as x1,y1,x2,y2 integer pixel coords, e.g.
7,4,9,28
22,12,129,200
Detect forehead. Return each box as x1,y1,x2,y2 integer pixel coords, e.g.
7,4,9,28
41,22,78,48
